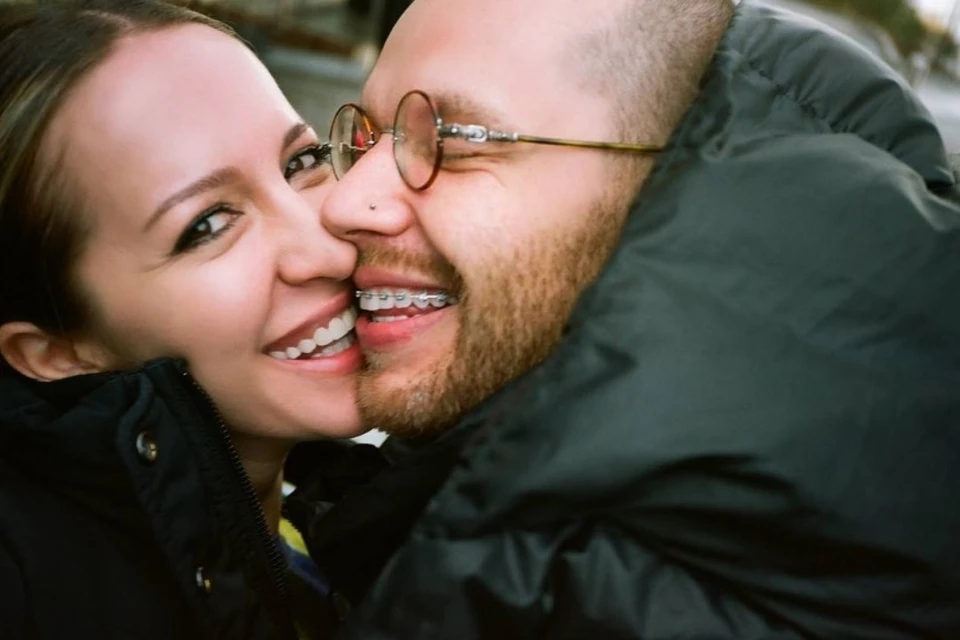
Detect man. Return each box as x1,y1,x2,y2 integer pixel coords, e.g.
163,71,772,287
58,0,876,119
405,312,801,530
287,0,960,637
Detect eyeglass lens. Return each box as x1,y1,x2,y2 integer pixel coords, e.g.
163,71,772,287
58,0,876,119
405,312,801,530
329,104,373,179
394,90,442,190
329,91,443,191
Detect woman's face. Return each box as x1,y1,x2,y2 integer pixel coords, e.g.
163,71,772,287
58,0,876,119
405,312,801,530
43,25,363,440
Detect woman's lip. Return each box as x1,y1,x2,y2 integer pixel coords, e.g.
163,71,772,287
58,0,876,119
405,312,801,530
266,339,362,375
264,294,355,353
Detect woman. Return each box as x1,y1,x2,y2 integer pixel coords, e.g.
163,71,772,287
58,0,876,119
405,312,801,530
0,1,364,637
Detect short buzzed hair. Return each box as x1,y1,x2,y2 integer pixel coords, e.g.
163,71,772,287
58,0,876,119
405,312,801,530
570,0,735,142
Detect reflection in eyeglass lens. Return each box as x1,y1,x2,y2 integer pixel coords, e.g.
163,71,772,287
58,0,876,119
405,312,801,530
396,91,440,190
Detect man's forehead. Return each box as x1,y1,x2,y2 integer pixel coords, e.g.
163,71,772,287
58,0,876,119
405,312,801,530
398,0,600,35
360,0,613,128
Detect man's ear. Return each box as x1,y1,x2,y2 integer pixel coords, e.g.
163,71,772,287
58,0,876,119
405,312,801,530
0,321,109,381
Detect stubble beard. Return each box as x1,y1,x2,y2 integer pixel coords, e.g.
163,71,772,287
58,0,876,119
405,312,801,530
357,180,637,438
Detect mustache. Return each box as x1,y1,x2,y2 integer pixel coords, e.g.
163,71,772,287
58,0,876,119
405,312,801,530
355,245,464,295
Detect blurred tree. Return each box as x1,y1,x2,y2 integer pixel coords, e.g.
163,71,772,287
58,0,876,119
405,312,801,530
890,3,929,53
803,0,931,54
937,34,959,60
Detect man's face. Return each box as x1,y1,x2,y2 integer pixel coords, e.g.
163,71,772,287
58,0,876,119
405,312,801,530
322,0,644,436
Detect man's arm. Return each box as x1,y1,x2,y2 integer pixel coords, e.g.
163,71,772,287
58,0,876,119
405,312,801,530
337,488,949,640
334,522,799,640
432,526,806,640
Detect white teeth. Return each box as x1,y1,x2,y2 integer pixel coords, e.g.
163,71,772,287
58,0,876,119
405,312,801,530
394,291,413,308
268,307,358,360
413,295,430,309
314,308,356,346
313,327,332,345
377,293,396,310
315,332,355,357
328,317,347,341
372,315,410,323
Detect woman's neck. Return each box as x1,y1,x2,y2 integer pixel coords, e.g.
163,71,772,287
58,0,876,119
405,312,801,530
230,433,291,535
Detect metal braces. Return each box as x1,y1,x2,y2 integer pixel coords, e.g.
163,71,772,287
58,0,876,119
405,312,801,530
355,291,458,304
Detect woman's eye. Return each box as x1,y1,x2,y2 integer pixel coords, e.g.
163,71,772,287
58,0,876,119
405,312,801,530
173,206,241,254
285,144,332,180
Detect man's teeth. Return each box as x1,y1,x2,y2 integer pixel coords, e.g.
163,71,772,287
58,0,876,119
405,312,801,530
356,289,458,311
269,308,357,361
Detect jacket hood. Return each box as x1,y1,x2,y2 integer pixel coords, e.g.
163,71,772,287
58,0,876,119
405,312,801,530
717,3,953,188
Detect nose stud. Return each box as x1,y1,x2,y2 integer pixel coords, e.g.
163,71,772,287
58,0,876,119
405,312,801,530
369,203,377,211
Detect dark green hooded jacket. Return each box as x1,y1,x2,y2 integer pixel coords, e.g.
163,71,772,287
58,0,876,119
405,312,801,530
298,3,960,638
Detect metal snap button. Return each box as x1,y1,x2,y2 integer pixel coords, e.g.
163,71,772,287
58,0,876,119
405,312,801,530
135,432,158,464
195,566,212,595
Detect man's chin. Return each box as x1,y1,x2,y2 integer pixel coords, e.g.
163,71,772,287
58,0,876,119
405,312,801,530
357,353,459,438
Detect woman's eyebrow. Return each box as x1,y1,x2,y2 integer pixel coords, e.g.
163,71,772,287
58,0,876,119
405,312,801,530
143,122,315,234
144,167,241,233
281,121,313,152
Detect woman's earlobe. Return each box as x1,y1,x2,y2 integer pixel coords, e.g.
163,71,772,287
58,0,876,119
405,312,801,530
0,321,106,381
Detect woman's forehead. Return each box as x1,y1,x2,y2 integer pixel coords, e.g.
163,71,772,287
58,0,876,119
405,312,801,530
40,25,299,212
53,26,286,140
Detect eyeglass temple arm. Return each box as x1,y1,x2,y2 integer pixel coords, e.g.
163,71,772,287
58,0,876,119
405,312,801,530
438,123,663,154
514,135,662,153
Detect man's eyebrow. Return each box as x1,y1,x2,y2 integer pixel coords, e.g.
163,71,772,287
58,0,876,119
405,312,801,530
362,91,512,130
143,122,313,233
431,92,512,130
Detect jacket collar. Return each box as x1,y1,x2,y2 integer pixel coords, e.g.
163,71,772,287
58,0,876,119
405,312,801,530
0,359,187,492
0,358,299,637
285,388,505,606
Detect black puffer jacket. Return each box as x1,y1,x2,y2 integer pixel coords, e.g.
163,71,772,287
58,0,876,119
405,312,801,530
297,3,960,638
0,359,314,639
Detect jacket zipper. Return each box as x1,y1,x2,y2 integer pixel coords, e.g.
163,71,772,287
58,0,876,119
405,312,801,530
178,368,293,637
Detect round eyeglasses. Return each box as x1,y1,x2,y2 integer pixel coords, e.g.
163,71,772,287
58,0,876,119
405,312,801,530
329,89,664,192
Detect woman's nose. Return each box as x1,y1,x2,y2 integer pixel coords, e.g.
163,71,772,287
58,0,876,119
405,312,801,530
271,187,357,285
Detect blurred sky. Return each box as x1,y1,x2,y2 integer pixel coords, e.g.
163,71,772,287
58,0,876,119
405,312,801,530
913,0,958,24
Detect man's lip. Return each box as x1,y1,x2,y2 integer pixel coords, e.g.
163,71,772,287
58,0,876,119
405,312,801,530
355,306,455,351
264,291,353,353
353,267,449,292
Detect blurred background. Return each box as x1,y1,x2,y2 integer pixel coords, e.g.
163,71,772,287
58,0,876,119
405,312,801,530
167,0,960,150
13,0,960,149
